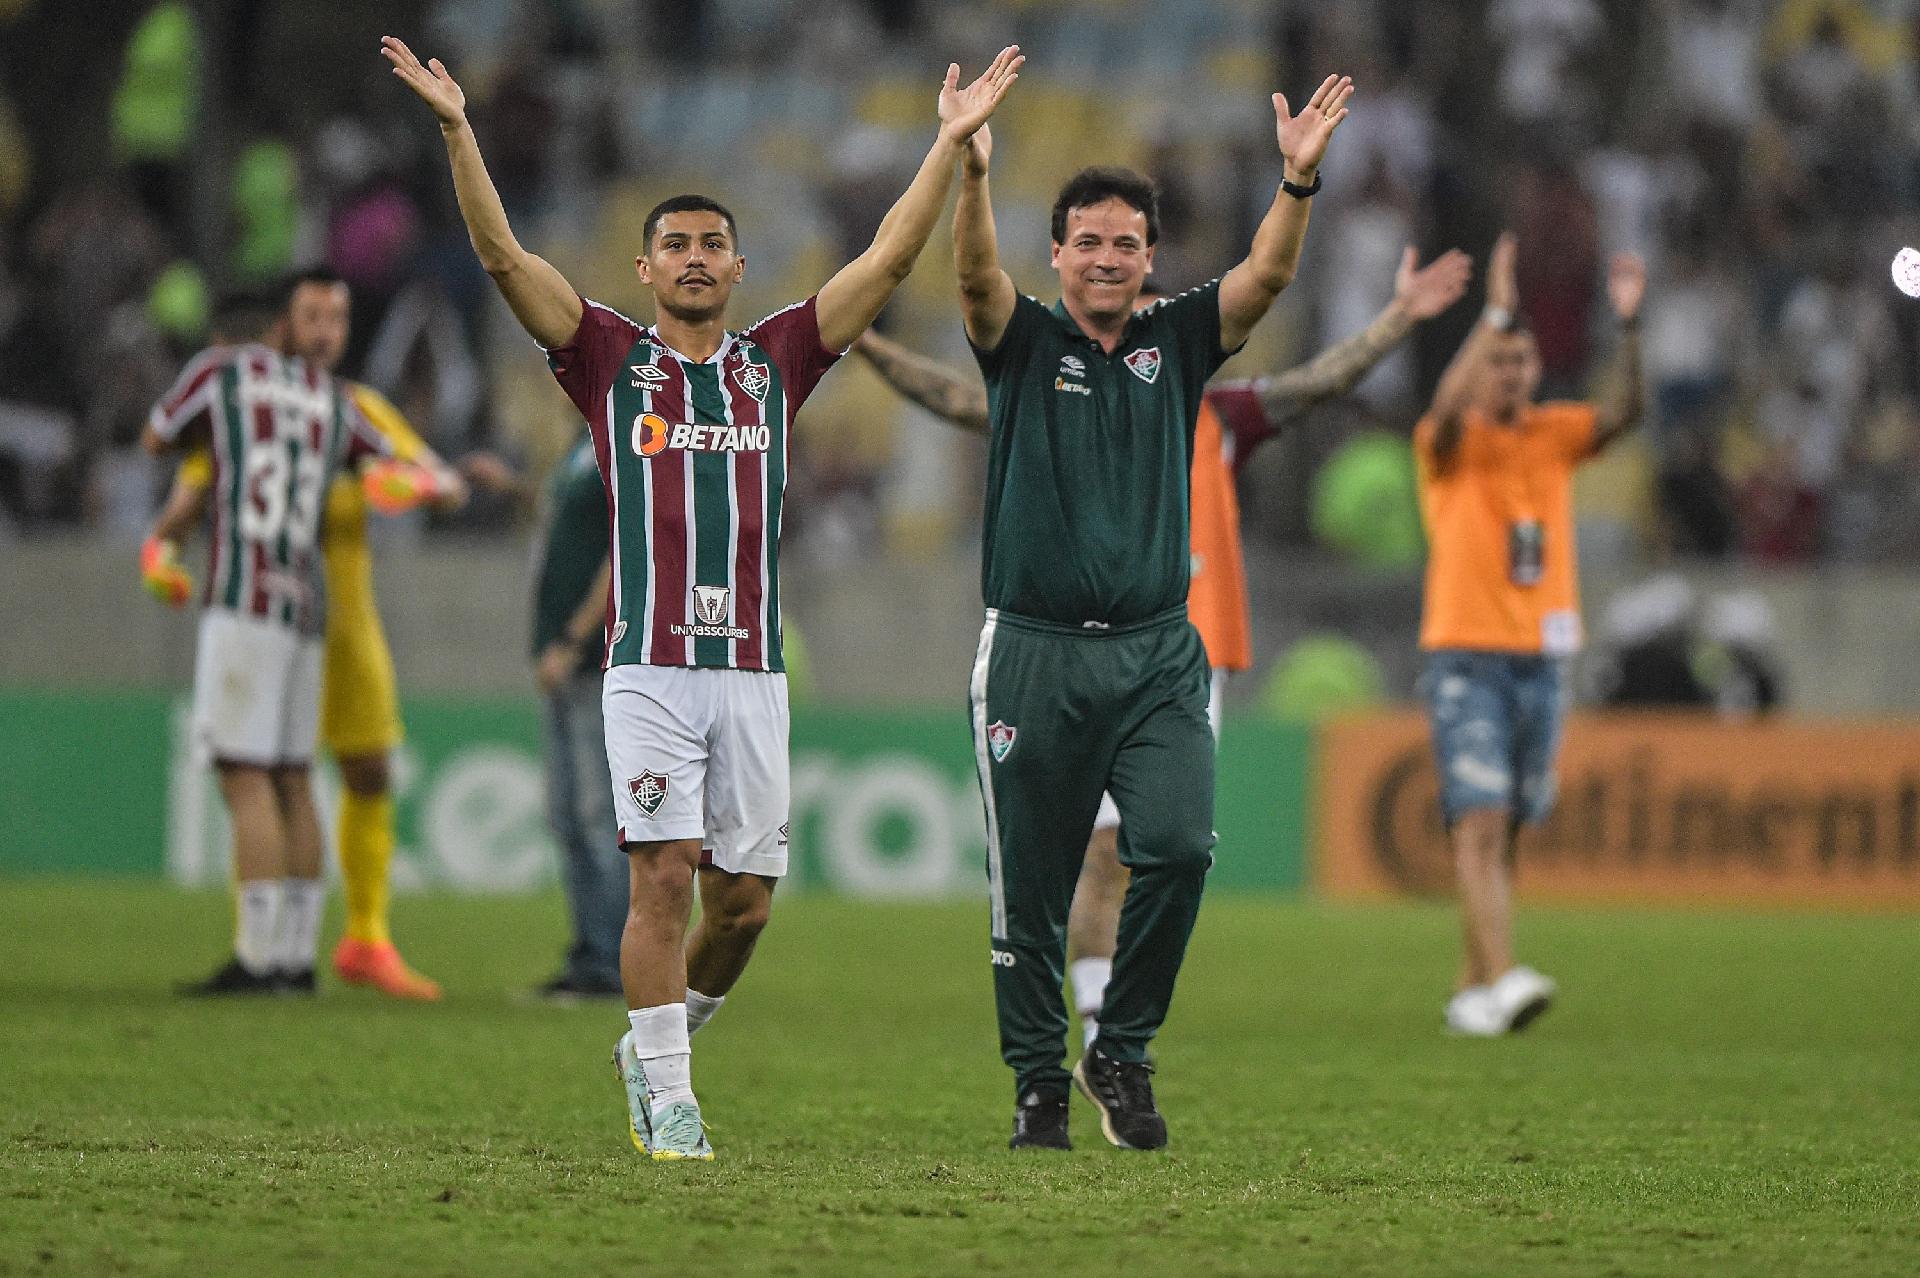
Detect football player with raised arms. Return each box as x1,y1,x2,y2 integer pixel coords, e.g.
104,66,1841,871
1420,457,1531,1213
384,34,1021,1160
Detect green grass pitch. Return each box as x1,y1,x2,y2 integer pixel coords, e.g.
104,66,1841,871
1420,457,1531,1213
2,881,1916,1276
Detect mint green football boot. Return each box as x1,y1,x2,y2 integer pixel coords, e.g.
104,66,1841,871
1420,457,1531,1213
611,1032,653,1154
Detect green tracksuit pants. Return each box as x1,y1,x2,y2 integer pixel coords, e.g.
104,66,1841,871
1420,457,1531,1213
968,605,1216,1099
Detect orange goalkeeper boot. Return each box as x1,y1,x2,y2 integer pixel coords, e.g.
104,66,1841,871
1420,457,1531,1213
332,938,443,1001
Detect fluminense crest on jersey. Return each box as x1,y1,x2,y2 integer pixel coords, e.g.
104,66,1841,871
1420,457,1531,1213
629,770,670,817
1124,346,1162,384
549,296,843,674
734,354,770,404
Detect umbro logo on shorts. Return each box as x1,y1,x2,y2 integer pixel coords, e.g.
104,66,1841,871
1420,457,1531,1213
629,770,669,818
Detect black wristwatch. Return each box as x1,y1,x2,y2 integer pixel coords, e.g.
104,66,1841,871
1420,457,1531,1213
1280,170,1323,200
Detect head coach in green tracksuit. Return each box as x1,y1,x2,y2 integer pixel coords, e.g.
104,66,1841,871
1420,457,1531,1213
951,74,1354,1151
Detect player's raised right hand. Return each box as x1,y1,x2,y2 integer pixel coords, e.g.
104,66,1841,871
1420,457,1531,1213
381,36,467,129
938,46,1022,147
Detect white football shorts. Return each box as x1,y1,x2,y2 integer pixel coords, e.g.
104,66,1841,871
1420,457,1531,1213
602,663,790,878
190,608,324,768
1094,666,1227,832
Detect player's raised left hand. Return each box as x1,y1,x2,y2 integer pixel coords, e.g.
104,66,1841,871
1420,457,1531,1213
1608,252,1647,323
938,46,1024,146
1274,74,1353,180
1393,246,1474,322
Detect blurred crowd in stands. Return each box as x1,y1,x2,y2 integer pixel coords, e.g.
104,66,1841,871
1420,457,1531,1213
2,0,1919,580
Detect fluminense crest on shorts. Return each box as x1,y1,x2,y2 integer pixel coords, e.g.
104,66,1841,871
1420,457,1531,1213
693,585,730,625
629,770,670,817
987,720,1017,762
1124,346,1162,384
735,354,770,403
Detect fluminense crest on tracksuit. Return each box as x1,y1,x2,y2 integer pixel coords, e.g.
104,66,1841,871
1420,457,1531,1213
988,721,1017,762
1124,345,1162,384
629,770,670,817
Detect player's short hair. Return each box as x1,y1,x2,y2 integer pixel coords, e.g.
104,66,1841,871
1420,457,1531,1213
210,290,278,344
642,195,740,253
278,266,348,310
1051,167,1159,246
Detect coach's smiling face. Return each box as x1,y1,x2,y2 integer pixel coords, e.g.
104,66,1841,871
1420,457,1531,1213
638,211,745,324
1052,198,1155,328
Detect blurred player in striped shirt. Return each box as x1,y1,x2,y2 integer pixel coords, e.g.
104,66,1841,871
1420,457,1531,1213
141,280,449,997
145,271,468,1001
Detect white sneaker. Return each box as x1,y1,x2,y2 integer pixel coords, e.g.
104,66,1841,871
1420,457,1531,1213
1490,965,1556,1032
1445,985,1505,1037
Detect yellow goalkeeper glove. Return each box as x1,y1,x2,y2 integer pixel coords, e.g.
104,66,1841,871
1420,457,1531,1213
140,536,193,608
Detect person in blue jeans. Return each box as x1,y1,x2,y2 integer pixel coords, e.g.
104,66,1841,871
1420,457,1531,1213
1412,234,1645,1036
529,438,625,1000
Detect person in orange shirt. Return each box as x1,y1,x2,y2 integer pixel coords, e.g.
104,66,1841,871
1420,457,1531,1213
1414,233,1645,1037
856,235,1471,1047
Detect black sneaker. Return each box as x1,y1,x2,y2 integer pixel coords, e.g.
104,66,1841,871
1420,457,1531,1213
277,967,317,996
522,972,624,1006
176,958,282,997
1073,1045,1167,1150
1009,1090,1071,1150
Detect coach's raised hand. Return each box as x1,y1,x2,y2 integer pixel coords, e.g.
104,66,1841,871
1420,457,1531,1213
1274,74,1353,185
381,36,467,130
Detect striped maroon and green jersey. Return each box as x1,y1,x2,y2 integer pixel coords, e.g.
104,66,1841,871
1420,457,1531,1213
149,342,389,636
546,295,842,673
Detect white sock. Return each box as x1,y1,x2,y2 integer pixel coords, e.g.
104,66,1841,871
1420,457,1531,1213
628,1003,694,1106
685,988,725,1036
274,878,326,972
1070,957,1112,1051
235,880,282,975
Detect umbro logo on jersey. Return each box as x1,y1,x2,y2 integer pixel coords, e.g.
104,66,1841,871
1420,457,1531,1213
734,356,770,404
1124,346,1162,384
629,364,669,389
1055,354,1092,396
631,412,771,458
629,770,669,818
987,720,1017,762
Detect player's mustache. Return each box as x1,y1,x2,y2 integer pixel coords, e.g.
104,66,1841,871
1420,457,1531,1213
679,272,716,286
